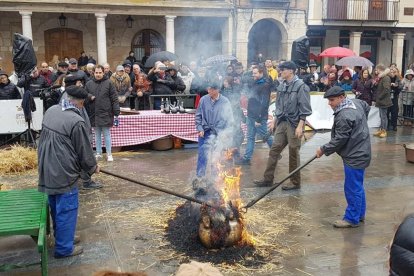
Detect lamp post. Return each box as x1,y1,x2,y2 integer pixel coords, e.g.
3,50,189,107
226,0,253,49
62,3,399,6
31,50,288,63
59,13,67,27
126,15,134,28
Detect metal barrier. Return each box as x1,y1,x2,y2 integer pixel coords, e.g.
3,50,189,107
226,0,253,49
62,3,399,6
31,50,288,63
399,91,414,124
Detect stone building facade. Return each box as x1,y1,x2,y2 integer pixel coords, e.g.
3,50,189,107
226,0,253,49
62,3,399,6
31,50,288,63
0,0,308,73
308,0,414,70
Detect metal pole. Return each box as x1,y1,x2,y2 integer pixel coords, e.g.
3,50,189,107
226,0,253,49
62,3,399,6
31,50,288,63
242,155,317,210
100,169,213,207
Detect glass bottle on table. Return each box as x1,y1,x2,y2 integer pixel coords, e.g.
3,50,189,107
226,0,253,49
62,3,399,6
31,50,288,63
164,98,170,113
160,98,165,113
179,100,185,113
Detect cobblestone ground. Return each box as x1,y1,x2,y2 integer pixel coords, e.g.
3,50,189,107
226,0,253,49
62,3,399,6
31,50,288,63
1,126,413,275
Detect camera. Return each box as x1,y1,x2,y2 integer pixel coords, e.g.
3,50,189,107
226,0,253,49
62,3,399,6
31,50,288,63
36,87,61,112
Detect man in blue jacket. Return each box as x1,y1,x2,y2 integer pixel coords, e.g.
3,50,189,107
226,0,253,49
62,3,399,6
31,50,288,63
316,86,371,228
193,81,234,190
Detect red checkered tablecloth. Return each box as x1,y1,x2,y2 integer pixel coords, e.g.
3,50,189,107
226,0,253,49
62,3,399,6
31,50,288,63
92,110,198,147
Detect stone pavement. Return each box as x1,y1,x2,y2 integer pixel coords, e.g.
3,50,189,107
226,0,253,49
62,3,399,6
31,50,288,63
1,127,413,275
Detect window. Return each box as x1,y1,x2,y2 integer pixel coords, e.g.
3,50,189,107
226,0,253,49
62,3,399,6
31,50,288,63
131,29,165,61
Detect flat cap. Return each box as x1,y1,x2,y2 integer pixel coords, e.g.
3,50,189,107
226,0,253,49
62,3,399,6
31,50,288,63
324,86,345,98
58,61,69,67
66,85,88,99
122,60,132,67
69,58,77,64
0,70,8,77
309,61,318,67
278,61,297,71
64,74,83,86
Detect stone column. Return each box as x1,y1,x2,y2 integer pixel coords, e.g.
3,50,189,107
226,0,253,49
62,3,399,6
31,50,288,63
19,11,33,41
323,29,340,65
349,31,362,56
392,33,406,70
165,15,176,53
95,13,107,65
221,16,233,56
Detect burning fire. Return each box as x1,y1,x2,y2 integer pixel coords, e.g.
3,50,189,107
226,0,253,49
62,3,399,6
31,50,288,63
198,148,254,248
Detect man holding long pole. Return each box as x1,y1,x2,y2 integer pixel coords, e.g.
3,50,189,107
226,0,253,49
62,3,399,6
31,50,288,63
316,86,371,228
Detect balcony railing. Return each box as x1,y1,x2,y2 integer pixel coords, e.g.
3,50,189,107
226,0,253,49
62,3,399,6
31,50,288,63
323,0,399,21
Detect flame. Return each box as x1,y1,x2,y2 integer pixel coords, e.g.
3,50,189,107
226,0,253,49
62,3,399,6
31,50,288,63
215,150,255,246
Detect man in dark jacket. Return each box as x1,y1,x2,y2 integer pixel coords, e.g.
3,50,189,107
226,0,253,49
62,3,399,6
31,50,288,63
51,61,68,84
147,62,176,109
61,74,103,189
85,65,120,162
17,66,49,97
389,213,414,275
78,51,89,67
38,85,99,258
236,66,273,165
166,67,186,94
0,71,21,100
254,61,312,189
68,58,88,85
316,86,371,228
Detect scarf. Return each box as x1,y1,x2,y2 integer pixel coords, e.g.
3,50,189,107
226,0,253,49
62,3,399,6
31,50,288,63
334,97,356,113
61,98,80,113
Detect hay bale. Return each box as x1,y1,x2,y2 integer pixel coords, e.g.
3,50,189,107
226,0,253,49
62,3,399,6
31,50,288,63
0,145,37,175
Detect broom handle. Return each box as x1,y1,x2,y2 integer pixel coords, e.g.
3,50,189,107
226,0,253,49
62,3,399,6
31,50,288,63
242,155,317,210
100,169,213,207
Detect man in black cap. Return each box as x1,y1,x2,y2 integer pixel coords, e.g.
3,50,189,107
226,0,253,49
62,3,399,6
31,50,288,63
254,61,312,190
61,75,103,189
316,86,371,228
68,58,88,84
193,81,234,190
51,61,69,84
38,85,99,258
122,60,134,82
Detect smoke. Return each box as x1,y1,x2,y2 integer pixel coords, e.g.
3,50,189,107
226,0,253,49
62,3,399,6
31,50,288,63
175,17,226,65
197,105,237,190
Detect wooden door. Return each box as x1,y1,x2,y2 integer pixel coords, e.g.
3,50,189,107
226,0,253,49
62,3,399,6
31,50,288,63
44,28,83,63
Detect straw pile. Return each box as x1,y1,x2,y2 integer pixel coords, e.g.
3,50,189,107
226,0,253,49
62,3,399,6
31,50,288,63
94,197,305,275
0,145,37,176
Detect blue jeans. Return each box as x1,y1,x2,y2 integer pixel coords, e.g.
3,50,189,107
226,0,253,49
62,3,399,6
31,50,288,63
48,188,79,257
243,117,273,161
196,130,217,178
94,127,112,155
343,164,366,225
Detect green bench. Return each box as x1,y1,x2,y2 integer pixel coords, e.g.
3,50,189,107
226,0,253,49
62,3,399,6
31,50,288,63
0,189,49,276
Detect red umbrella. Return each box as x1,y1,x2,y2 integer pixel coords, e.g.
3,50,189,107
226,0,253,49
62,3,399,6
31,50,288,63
319,47,356,58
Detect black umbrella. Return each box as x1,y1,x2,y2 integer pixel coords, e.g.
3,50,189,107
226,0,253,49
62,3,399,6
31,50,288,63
12,33,37,77
144,51,178,67
203,54,237,66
